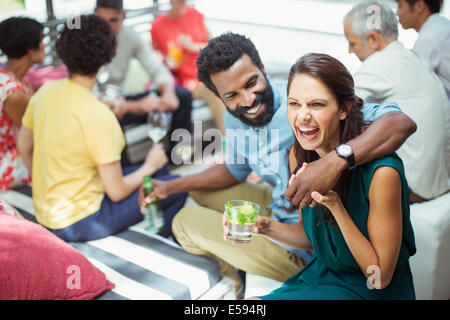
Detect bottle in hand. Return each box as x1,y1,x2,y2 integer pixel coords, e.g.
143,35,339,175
143,176,165,233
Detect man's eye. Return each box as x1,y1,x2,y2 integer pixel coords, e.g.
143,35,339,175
246,80,256,88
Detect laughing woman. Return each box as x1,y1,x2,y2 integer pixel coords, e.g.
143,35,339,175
252,53,416,300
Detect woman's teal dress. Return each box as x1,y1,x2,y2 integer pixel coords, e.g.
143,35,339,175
262,155,416,300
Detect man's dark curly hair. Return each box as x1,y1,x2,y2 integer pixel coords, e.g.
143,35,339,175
55,14,116,76
196,32,264,97
0,16,43,59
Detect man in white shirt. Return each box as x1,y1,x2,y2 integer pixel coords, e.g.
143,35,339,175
95,0,192,165
343,0,449,201
396,0,450,104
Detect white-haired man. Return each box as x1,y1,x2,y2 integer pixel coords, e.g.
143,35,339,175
343,0,449,202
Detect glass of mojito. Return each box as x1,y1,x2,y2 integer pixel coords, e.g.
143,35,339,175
224,200,260,244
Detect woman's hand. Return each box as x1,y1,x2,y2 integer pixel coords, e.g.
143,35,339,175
252,216,272,235
222,213,272,244
311,190,344,215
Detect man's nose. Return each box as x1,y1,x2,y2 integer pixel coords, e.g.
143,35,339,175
241,90,256,107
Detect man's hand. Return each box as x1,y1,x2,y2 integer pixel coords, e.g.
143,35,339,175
285,151,347,209
140,95,163,113
140,179,172,213
160,91,179,112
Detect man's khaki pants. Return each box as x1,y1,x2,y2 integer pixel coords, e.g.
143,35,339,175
171,182,307,294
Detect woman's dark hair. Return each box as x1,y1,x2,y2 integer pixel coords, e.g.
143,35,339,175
196,32,264,97
55,14,116,76
287,53,367,226
0,17,43,59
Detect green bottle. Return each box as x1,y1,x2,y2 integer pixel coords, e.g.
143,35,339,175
142,176,164,233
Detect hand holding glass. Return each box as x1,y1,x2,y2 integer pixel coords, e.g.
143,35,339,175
224,200,260,244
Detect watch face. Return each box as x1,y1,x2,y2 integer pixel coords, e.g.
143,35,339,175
337,144,352,156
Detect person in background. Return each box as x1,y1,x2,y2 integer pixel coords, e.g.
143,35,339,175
95,0,192,165
141,33,417,298
0,17,45,190
249,53,416,300
17,14,187,242
396,0,450,104
150,0,226,135
343,0,449,202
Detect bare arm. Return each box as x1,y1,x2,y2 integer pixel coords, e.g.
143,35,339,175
311,166,403,289
349,112,416,166
17,126,34,174
3,91,29,126
154,164,238,197
253,217,312,251
99,143,168,202
286,112,416,208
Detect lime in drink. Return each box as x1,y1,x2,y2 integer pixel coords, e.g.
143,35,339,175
224,200,260,244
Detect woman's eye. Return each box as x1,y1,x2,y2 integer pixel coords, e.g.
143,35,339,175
289,101,299,108
312,102,324,107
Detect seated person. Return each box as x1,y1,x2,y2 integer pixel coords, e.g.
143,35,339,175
396,0,450,104
140,33,417,297
17,14,187,242
246,53,416,300
151,0,226,135
0,17,45,190
343,0,449,202
95,0,193,165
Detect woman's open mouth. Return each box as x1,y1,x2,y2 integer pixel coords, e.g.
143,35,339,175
297,126,320,141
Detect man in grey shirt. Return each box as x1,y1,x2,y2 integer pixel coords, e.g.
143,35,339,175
95,0,192,165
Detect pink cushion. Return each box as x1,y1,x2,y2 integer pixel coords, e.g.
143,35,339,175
25,64,68,92
0,213,114,300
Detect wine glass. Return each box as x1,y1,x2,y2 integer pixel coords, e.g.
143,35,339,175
147,112,172,143
103,84,123,110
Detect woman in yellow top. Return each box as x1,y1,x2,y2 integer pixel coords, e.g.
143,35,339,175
18,14,187,242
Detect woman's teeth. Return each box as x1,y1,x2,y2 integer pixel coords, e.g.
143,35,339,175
299,127,319,137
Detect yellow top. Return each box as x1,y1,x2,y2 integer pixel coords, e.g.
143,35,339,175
22,79,125,229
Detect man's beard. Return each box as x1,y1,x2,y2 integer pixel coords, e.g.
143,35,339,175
227,82,275,127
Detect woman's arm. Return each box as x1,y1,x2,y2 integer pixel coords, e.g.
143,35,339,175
311,166,403,289
17,126,34,174
3,91,29,126
256,217,313,251
98,143,168,202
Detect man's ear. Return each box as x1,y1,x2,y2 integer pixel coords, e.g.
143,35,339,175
414,0,427,14
367,31,382,51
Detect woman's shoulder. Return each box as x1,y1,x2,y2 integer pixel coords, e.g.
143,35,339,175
0,69,24,98
356,153,406,189
359,154,404,174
